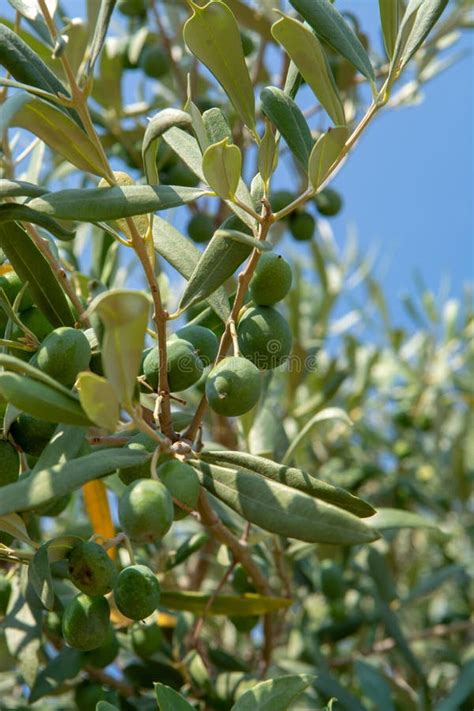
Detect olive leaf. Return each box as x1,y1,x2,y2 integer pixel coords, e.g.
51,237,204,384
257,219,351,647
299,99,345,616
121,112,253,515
308,127,349,192
32,424,86,473
390,0,449,78
29,647,82,704
0,513,36,547
152,216,230,322
76,372,120,432
183,0,257,135
202,107,233,145
202,139,242,200
0,221,76,327
194,462,379,544
155,684,195,711
289,0,376,88
214,229,272,253
178,232,252,312
260,86,313,171
28,184,208,222
88,290,149,408
159,591,291,616
232,674,315,711
0,203,75,241
0,448,150,517
142,108,193,185
272,14,346,127
0,179,49,199
257,120,278,184
198,452,375,518
379,0,401,59
1,93,107,178
368,507,440,531
85,0,117,76
281,407,352,464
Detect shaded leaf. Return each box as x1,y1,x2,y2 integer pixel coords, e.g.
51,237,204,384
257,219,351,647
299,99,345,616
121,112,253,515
179,232,252,312
355,661,395,711
76,372,120,431
202,106,233,145
272,14,346,127
1,93,106,177
368,507,439,531
0,448,150,517
32,424,86,473
391,0,449,76
152,216,230,322
434,659,474,711
89,290,149,408
379,0,401,59
308,127,349,191
232,674,314,711
258,120,278,184
260,86,313,170
159,591,291,616
86,0,117,75
142,109,192,185
0,203,75,241
0,513,35,547
314,672,367,711
155,683,195,711
199,452,374,518
282,407,352,464
289,0,376,86
0,221,76,326
29,647,82,703
194,462,379,544
28,185,208,222
0,179,49,199
184,0,257,134
28,543,54,610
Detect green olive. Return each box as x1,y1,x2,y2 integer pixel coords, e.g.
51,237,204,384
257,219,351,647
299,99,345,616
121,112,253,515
113,564,160,620
205,356,261,416
118,479,174,542
249,253,293,305
237,306,292,370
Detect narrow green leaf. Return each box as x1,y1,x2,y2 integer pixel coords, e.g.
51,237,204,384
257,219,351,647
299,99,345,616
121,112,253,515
391,0,449,76
314,672,367,711
214,229,272,253
142,109,192,185
367,548,398,604
183,0,257,134
0,179,49,199
0,512,35,547
0,203,75,241
29,647,82,704
282,407,352,464
28,544,54,610
202,139,242,200
179,232,252,312
89,290,149,408
159,591,291,616
257,120,278,184
152,216,230,322
0,221,75,326
0,448,150,516
198,452,375,518
32,424,86,474
260,86,313,170
155,684,195,711
86,0,117,76
187,98,209,152
379,0,401,59
0,373,91,426
28,185,208,222
368,507,439,531
1,93,107,178
163,126,255,229
76,372,120,431
232,674,315,711
96,704,120,711
0,354,80,398
434,660,474,711
308,127,349,191
289,0,376,86
194,462,379,544
0,23,81,126
355,661,395,711
272,14,346,127
377,601,425,679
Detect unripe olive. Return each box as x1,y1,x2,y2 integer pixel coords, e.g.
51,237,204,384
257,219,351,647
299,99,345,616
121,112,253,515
36,327,91,387
289,211,315,241
117,434,156,485
205,356,261,416
131,621,162,658
0,271,33,311
62,593,110,651
269,190,296,215
143,339,204,393
249,253,293,306
315,187,342,217
12,307,53,342
67,541,118,596
156,460,200,519
117,0,147,16
114,564,160,620
176,325,219,367
167,163,200,188
320,560,345,600
83,625,119,668
0,440,19,487
118,479,173,542
10,415,56,456
139,44,170,79
0,575,12,616
187,213,215,244
237,306,292,370
231,564,256,594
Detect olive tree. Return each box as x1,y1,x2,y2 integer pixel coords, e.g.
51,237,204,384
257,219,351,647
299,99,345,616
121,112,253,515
0,0,472,709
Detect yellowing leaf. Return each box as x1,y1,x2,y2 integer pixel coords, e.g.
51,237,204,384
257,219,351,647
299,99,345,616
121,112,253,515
308,127,349,191
76,372,119,432
202,139,242,200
